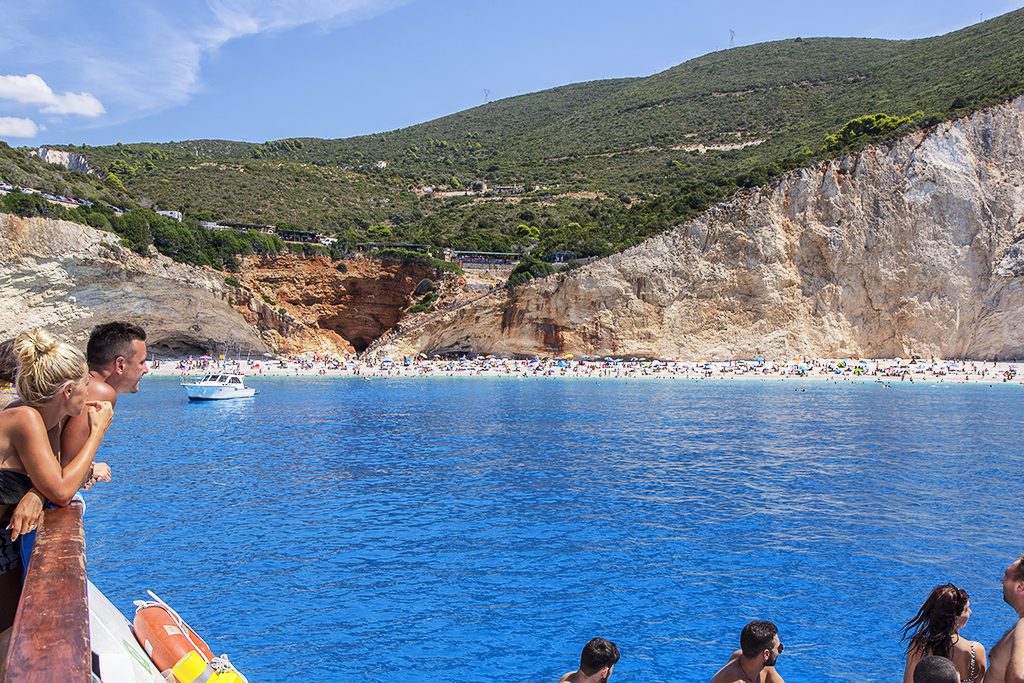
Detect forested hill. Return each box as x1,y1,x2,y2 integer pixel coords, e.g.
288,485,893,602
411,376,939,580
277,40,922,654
11,7,1024,263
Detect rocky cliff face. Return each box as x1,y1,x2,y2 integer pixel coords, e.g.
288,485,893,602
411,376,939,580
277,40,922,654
377,97,1024,360
0,214,460,356
0,214,271,355
235,254,452,354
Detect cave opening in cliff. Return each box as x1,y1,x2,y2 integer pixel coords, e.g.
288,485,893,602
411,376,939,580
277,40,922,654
149,338,223,358
349,336,372,354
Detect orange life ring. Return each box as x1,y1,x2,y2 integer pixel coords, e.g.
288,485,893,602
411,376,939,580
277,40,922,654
133,603,215,674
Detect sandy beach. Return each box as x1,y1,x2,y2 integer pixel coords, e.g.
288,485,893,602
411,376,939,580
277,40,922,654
145,356,1024,384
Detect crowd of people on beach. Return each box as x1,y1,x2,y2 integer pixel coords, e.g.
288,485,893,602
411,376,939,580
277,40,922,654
563,566,1024,682
159,352,1023,385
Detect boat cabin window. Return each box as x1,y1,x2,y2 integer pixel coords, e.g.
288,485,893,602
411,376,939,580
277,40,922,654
229,377,241,384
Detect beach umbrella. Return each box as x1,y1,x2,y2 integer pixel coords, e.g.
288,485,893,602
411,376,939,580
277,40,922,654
564,353,574,359
199,355,212,360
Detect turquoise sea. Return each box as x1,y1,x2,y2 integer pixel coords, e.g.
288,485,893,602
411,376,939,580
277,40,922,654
83,376,1024,681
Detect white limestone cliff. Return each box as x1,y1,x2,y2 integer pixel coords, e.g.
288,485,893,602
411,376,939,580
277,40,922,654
31,148,98,177
375,97,1024,360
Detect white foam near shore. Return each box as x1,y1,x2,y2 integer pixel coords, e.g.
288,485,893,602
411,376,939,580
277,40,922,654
144,357,1024,384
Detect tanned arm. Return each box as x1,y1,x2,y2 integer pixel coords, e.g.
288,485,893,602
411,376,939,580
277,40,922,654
11,403,111,506
60,380,115,473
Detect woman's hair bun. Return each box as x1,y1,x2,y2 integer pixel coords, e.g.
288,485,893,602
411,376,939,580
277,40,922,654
12,328,87,406
14,328,58,367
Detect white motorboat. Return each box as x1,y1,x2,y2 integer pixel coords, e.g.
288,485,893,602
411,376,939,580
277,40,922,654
181,373,256,400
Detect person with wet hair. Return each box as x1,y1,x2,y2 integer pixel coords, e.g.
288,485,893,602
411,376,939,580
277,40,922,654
902,583,986,682
710,620,786,682
0,328,113,653
559,637,620,683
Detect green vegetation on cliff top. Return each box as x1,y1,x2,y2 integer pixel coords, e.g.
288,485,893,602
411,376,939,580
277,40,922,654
6,8,1024,262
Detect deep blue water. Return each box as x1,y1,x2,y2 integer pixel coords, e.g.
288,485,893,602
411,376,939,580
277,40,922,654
83,376,1024,682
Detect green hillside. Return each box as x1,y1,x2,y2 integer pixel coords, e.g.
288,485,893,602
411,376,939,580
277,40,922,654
10,7,1024,263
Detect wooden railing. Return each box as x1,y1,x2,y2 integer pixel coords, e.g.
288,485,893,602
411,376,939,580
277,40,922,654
2,502,90,682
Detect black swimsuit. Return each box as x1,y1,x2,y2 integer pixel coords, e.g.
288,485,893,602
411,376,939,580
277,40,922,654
0,470,32,573
0,470,32,505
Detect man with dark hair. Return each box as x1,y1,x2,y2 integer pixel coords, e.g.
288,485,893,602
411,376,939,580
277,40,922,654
64,322,148,482
559,637,620,683
85,322,150,396
983,553,1024,683
913,655,959,683
710,620,786,682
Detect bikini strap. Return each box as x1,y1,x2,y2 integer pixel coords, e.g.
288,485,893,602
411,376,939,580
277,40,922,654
969,641,976,680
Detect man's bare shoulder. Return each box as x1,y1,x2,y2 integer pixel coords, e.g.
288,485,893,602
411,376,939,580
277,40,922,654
88,380,117,403
558,671,577,683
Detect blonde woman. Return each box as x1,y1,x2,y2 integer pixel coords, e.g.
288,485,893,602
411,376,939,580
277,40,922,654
0,328,113,647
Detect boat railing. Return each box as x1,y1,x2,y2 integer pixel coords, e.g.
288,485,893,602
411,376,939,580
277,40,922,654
2,501,90,682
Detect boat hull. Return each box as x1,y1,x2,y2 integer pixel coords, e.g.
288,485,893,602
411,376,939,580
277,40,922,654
182,385,256,400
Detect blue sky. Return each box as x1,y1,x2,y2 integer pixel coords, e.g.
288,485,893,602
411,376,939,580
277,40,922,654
0,0,1021,146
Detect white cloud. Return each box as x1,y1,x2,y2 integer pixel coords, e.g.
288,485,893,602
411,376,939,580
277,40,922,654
0,117,40,138
0,74,105,117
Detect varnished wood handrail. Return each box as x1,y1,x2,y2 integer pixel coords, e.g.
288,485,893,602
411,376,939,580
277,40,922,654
3,503,90,682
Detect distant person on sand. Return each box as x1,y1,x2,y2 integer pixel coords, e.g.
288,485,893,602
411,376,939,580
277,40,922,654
11,322,148,556
913,655,960,683
901,583,986,682
559,637,620,683
981,553,1024,683
710,620,786,683
0,329,113,651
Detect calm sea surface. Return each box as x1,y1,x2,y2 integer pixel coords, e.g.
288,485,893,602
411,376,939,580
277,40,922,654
83,376,1024,682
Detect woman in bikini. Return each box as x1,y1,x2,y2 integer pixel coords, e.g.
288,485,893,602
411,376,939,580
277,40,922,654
902,583,987,683
0,328,113,651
